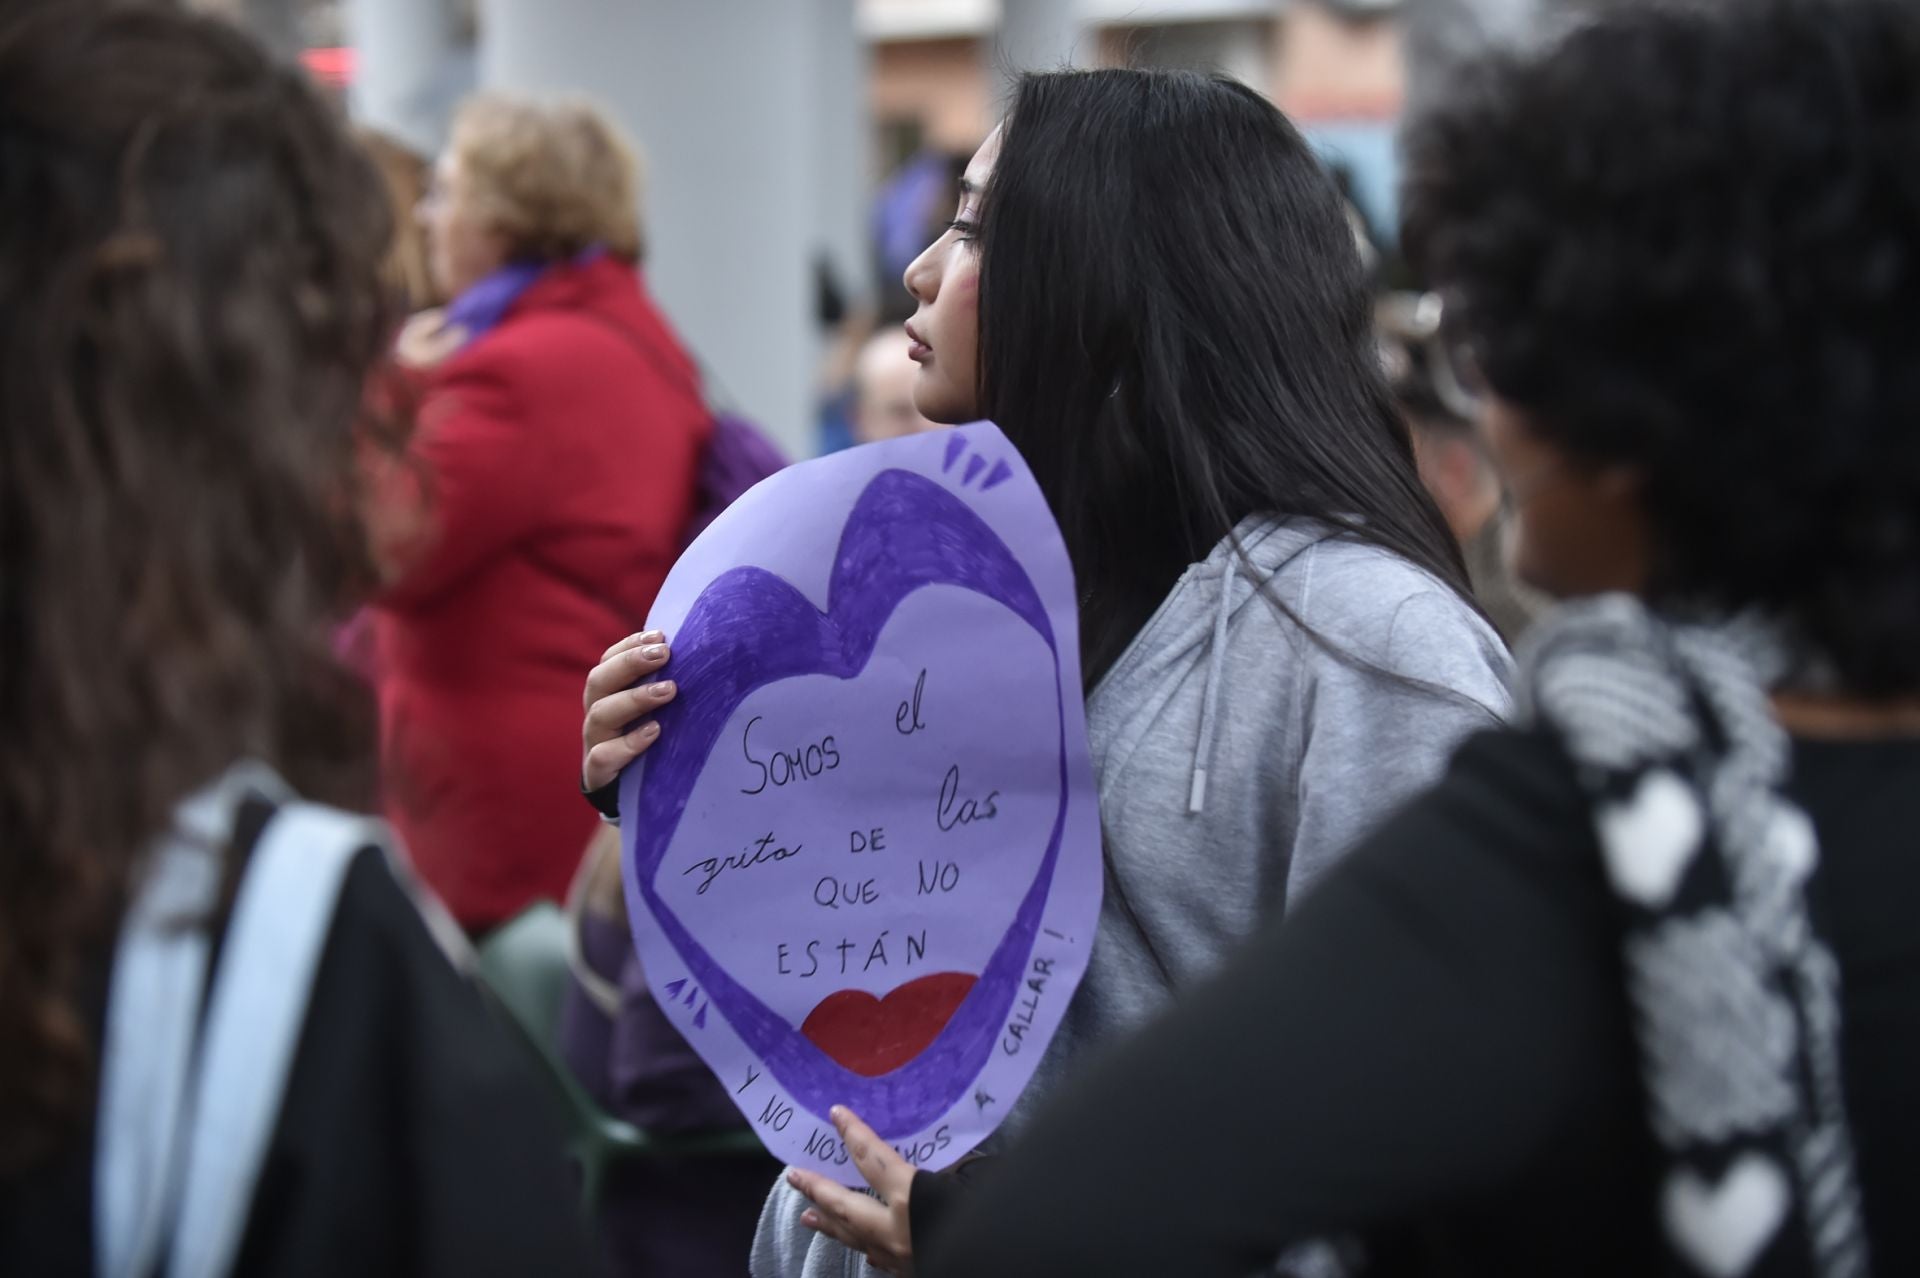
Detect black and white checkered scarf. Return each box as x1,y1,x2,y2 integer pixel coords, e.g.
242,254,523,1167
1516,595,1869,1278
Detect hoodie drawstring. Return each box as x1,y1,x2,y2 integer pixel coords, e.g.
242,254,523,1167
1188,556,1241,814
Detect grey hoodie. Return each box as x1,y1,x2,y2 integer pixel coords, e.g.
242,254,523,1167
751,518,1514,1278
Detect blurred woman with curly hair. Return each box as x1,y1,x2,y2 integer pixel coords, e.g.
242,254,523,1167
0,5,588,1271
926,2,1920,1275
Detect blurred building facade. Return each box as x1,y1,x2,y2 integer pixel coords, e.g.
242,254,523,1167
199,0,1551,455
865,1,1407,243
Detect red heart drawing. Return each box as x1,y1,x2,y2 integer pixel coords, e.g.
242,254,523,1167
800,972,979,1077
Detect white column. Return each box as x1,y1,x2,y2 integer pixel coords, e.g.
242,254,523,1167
240,0,301,60
344,0,474,156
478,0,864,457
810,0,875,311
1122,19,1274,94
991,0,1090,98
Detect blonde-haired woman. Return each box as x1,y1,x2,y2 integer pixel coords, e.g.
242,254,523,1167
369,92,709,933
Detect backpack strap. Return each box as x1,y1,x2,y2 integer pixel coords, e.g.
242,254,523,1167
165,799,389,1278
94,763,287,1278
94,764,390,1278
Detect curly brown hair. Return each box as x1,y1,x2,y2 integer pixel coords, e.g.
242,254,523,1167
0,1,405,1174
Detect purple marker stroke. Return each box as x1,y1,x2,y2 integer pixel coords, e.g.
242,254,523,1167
619,423,1102,1182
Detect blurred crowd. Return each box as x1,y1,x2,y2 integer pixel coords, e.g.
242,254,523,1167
4,1,1919,1276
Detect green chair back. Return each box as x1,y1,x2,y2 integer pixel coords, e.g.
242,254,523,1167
474,900,765,1212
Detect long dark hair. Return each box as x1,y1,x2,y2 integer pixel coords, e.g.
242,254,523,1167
0,2,402,1174
978,69,1473,684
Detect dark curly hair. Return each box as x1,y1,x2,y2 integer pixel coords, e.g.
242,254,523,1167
0,1,404,1173
1403,0,1920,696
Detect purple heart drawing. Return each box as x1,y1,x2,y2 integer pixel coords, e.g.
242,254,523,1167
620,422,1100,1180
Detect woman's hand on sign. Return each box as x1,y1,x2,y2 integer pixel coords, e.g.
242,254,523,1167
582,630,676,792
789,1106,917,1276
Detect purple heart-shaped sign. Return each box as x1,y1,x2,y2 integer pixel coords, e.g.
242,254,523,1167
620,422,1101,1182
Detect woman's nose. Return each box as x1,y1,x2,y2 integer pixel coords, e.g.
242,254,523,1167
902,242,936,305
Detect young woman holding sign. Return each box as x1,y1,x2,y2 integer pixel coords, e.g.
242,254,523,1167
581,68,1511,1276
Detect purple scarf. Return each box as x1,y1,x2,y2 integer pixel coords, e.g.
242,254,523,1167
442,245,608,343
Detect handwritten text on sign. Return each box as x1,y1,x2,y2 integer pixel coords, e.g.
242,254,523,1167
620,423,1102,1183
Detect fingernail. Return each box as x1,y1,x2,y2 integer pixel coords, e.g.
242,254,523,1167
649,680,676,700
786,1169,803,1187
639,629,665,644
830,1105,847,1126
639,644,667,661
632,721,660,742
800,1211,819,1229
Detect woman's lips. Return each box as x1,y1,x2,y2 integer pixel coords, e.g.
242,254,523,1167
905,322,932,363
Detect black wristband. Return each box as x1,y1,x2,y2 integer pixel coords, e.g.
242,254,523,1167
582,774,620,821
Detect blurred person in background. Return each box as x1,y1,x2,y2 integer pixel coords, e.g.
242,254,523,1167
0,4,589,1272
927,1,1920,1273
335,127,442,686
368,92,709,934
1380,294,1542,642
850,328,946,444
817,151,972,454
560,823,784,1278
357,126,440,313
811,298,876,456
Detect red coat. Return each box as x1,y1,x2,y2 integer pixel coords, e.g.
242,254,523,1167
373,256,708,930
